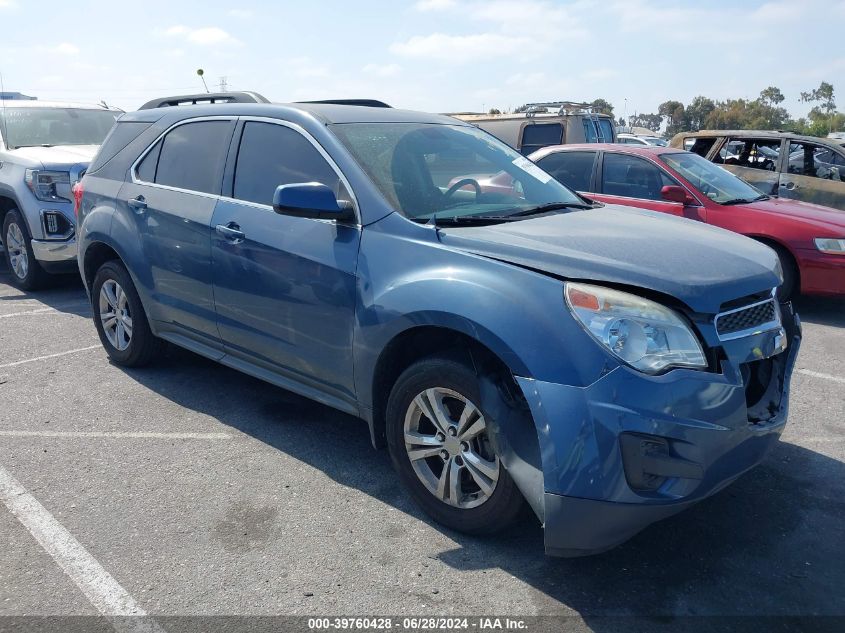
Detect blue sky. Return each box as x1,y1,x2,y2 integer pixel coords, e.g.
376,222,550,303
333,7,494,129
1,0,842,120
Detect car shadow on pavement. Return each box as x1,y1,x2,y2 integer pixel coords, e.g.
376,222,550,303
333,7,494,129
793,295,845,328
0,264,91,318
115,343,845,628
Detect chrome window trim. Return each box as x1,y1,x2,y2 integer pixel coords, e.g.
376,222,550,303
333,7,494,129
714,291,782,341
130,114,361,223
221,116,361,225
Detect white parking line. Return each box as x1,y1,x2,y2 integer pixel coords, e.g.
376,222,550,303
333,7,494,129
0,430,231,439
0,465,165,633
0,307,57,318
0,345,100,369
797,369,845,384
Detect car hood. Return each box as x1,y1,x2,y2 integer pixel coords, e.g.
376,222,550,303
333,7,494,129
7,144,98,167
437,205,781,313
744,197,845,228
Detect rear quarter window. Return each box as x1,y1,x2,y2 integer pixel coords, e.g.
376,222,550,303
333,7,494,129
87,120,152,173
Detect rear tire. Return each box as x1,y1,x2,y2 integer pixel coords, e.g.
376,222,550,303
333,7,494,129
92,260,163,367
386,356,524,535
3,209,49,290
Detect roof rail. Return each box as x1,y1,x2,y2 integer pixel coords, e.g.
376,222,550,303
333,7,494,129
522,101,603,117
139,91,269,110
296,99,392,108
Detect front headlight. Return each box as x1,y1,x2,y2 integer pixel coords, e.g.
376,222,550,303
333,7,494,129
565,282,707,374
25,169,71,202
814,238,845,255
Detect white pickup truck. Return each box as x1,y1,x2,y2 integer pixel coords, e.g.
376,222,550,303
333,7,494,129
0,99,121,289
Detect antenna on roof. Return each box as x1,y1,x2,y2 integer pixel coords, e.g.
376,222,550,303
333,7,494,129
196,69,209,94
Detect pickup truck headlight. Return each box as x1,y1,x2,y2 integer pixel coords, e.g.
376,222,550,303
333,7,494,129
565,282,707,374
25,169,71,203
815,238,845,255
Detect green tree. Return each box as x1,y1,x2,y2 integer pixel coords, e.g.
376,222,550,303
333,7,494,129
758,86,785,107
590,98,614,117
629,113,662,132
685,96,716,131
658,100,687,136
801,81,836,133
488,108,502,115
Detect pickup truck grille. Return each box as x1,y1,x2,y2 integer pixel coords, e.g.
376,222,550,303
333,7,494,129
715,298,779,339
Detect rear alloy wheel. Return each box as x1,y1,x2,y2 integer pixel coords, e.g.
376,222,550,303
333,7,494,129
92,260,163,367
2,210,48,290
386,357,524,534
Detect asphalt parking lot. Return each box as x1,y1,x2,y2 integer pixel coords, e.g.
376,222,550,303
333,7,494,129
1,262,843,632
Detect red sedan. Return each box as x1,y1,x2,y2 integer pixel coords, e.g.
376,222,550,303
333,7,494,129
529,144,845,298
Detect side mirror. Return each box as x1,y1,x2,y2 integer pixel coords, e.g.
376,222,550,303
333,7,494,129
272,182,355,221
660,185,693,205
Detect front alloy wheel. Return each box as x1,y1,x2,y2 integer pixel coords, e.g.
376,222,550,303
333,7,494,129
6,221,28,280
404,387,500,509
386,356,524,535
99,279,133,351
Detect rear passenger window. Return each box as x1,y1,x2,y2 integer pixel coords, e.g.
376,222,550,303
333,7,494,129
153,121,233,194
233,122,346,206
601,153,677,200
788,142,845,182
536,151,596,192
520,123,563,156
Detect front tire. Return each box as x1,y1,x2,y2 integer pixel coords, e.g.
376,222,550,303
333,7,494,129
386,356,524,534
3,209,48,290
92,261,162,366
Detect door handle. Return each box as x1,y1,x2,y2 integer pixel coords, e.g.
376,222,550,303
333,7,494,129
127,196,147,213
215,222,245,243
779,182,799,191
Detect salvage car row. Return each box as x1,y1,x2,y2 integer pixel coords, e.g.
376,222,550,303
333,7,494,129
0,91,841,556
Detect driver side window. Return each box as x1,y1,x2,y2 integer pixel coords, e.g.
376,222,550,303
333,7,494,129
232,122,350,206
601,153,677,201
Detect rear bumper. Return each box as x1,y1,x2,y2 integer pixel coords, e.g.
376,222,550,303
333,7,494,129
796,248,845,296
516,305,801,556
31,236,78,272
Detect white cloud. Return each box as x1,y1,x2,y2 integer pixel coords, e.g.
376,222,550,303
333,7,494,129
391,32,529,62
414,0,455,11
161,25,240,46
0,0,17,8
363,63,402,77
49,42,80,55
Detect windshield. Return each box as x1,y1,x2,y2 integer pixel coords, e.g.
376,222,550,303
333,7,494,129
0,107,119,149
331,122,585,221
659,151,765,205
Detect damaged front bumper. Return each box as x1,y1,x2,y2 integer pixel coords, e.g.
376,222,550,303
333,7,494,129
510,303,802,557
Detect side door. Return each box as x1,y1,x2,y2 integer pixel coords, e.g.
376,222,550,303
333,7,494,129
533,150,597,196
779,140,845,211
711,136,783,196
119,117,235,348
595,152,702,219
211,118,361,408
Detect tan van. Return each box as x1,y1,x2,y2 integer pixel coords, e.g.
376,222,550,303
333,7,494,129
450,102,616,155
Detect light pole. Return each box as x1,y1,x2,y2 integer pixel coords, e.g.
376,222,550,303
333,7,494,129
197,69,209,94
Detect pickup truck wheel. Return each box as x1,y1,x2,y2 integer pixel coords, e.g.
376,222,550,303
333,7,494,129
386,356,524,534
3,210,48,290
92,261,162,367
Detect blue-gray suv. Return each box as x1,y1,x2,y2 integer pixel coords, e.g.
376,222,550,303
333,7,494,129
77,93,801,556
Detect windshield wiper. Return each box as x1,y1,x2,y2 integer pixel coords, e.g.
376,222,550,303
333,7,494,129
502,201,595,217
720,194,769,206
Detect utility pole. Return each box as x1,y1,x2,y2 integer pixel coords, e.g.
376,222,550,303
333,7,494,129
218,76,228,93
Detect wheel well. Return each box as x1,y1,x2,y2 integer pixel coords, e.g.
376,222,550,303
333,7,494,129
83,242,121,290
0,195,18,235
749,236,800,292
370,326,517,448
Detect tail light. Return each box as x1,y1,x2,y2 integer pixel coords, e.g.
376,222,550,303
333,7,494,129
72,181,84,218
